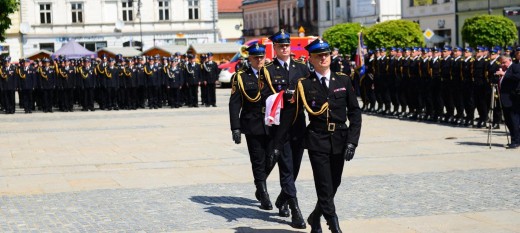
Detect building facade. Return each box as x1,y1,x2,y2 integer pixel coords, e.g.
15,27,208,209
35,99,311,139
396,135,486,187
350,0,402,27
217,0,243,43
241,0,319,39
1,9,22,60
9,0,218,60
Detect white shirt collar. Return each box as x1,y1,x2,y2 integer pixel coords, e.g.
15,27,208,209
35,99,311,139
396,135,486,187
251,67,259,77
315,70,331,87
277,58,290,69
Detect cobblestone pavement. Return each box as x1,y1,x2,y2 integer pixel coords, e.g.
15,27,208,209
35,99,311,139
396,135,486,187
1,89,519,232
0,167,518,232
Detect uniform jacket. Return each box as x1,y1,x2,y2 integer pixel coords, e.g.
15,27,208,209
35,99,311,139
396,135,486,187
39,66,56,90
201,61,220,83
1,64,18,91
499,63,520,108
229,67,269,135
184,62,201,85
277,71,362,154
81,66,96,89
166,65,184,89
18,66,37,90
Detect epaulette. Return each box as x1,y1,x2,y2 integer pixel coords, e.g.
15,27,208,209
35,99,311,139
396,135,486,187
264,62,273,67
485,58,489,61
294,59,305,64
440,57,444,61
336,72,348,76
470,58,475,62
496,61,501,65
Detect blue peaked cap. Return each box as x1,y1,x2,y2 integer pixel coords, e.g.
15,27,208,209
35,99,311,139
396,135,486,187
268,30,291,44
305,38,331,54
246,43,266,56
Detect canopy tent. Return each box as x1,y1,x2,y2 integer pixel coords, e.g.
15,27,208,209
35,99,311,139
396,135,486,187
52,39,96,59
96,47,141,58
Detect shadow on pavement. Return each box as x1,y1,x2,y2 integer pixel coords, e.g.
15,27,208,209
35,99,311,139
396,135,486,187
234,226,305,233
190,196,289,225
457,141,505,147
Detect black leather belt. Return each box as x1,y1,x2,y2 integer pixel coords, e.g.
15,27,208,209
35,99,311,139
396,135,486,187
309,121,347,132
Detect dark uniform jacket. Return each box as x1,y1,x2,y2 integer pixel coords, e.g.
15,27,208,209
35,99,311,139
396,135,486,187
499,63,520,108
1,64,17,91
166,65,184,89
330,56,342,73
441,56,453,81
105,66,120,88
430,57,442,79
58,66,76,89
123,65,138,88
18,66,37,90
278,72,362,154
473,57,488,85
462,57,475,82
229,67,268,136
81,66,96,89
184,62,201,85
488,57,501,84
451,56,463,82
39,66,56,90
202,61,220,83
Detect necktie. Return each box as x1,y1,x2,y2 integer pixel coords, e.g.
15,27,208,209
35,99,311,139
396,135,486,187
321,77,328,91
283,62,288,71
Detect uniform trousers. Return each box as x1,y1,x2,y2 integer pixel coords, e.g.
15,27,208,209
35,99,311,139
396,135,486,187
83,88,95,110
463,81,475,121
503,106,520,144
206,83,217,106
188,84,199,107
2,90,15,113
308,150,345,219
245,134,273,183
474,83,490,122
21,89,34,112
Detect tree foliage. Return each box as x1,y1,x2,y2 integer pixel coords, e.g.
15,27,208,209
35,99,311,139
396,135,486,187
363,20,425,49
461,15,518,47
322,23,363,55
0,0,19,42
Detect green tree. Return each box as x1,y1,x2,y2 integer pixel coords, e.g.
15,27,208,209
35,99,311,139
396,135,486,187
462,15,518,47
0,0,19,42
323,22,363,55
364,20,425,49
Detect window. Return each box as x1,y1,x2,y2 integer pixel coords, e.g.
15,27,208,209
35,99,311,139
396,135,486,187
71,3,83,23
79,41,107,51
188,0,199,20
336,0,340,7
159,0,170,21
122,0,133,22
40,43,55,52
326,1,331,21
39,4,52,24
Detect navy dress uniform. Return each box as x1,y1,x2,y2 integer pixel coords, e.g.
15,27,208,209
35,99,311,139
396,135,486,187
1,57,18,114
451,47,465,124
488,49,502,128
39,58,56,113
277,39,362,233
229,43,275,211
462,47,476,126
203,53,219,107
473,46,490,128
166,58,185,108
80,58,96,111
184,54,202,107
17,59,37,113
441,46,455,123
259,30,310,228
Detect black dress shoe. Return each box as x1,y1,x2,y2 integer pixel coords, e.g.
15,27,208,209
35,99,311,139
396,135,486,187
507,143,519,149
275,193,290,217
326,216,342,233
287,198,306,229
254,181,273,210
307,208,322,233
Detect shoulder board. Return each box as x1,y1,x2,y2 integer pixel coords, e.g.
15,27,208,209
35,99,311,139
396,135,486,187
335,72,348,76
264,62,274,67
485,59,489,61
440,58,444,61
470,58,475,62
294,59,305,64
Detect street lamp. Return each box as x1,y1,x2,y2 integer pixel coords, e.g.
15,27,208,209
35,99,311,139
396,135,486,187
136,0,143,51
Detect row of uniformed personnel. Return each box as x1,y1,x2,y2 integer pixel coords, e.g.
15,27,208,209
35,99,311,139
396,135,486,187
0,52,220,114
360,45,518,128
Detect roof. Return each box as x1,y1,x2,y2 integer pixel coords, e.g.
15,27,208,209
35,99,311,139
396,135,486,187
25,50,52,58
188,43,241,54
242,0,270,6
53,39,96,59
219,0,242,13
96,47,141,57
142,45,188,55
